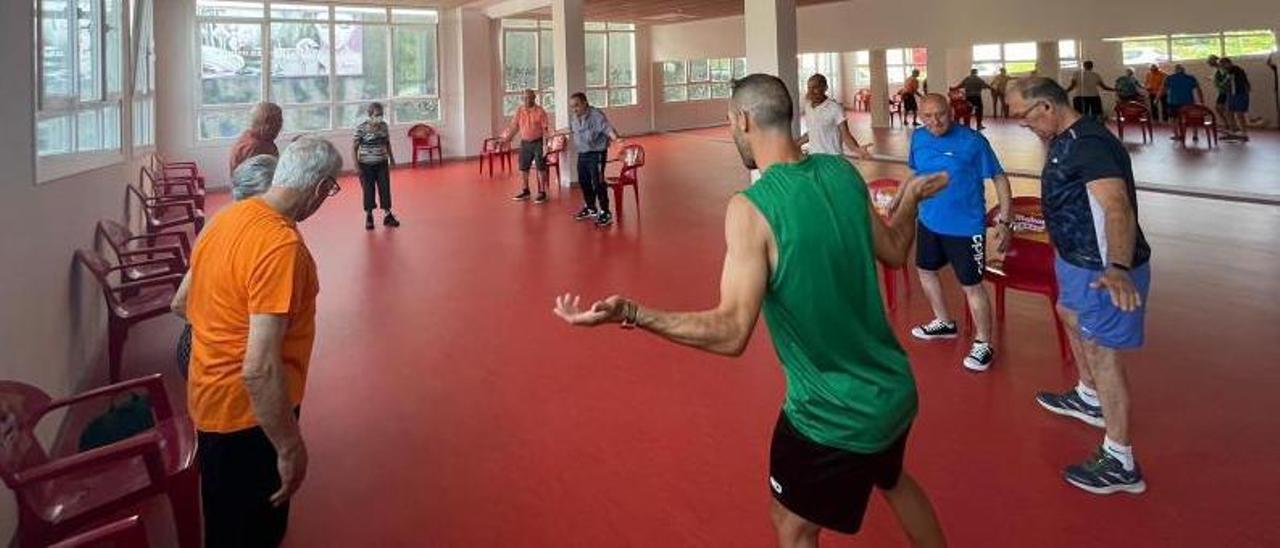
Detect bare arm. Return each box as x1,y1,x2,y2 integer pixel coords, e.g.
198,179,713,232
875,173,949,266
991,174,1014,253
170,271,192,321
554,195,770,356
243,314,307,504
838,121,872,159
1086,178,1143,311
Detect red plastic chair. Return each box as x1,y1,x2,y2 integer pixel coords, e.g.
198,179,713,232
888,94,904,127
867,178,912,310
409,124,442,166
984,198,1071,362
149,154,206,189
1177,104,1218,147
140,166,204,210
48,515,148,547
1114,101,1154,143
606,144,645,219
543,133,568,184
95,220,190,282
125,185,205,236
951,99,974,128
854,89,871,112
480,137,512,176
75,249,184,383
0,374,199,548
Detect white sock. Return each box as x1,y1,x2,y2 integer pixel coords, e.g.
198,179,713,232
1103,437,1135,471
1075,381,1101,408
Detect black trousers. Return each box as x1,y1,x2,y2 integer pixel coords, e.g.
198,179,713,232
358,161,392,212
1149,94,1168,121
198,420,295,548
577,150,609,212
966,95,984,121
1074,96,1104,119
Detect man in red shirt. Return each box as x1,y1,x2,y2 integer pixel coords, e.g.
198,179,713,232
902,69,924,126
229,102,283,176
503,90,552,203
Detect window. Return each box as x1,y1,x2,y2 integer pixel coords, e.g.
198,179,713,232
131,0,155,147
36,0,125,157
195,1,440,141
500,19,554,116
797,52,841,99
851,50,870,89
1114,30,1277,66
585,22,636,108
660,57,745,103
1059,39,1079,70
972,42,1036,76
886,47,927,86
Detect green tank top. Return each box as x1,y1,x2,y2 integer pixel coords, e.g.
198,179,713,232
743,154,917,453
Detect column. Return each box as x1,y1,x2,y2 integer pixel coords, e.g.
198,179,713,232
869,49,890,128
551,0,586,186
925,45,948,97
744,0,799,135
1036,40,1061,81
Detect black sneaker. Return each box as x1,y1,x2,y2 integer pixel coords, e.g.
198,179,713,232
383,213,400,227
534,192,548,204
963,341,994,372
574,208,597,221
595,210,613,227
910,319,958,340
512,189,532,201
1035,390,1105,428
1064,447,1147,495
365,213,375,230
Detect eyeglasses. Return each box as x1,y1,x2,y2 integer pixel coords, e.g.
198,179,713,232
321,176,340,197
1009,100,1047,119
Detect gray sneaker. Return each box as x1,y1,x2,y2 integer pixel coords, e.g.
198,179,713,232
1036,390,1105,428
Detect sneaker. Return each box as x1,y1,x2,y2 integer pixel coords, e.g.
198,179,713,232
1035,390,1105,428
963,341,994,372
1064,447,1147,495
534,192,548,204
595,210,613,227
574,207,598,221
383,213,400,227
910,319,959,341
512,189,532,201
365,213,374,230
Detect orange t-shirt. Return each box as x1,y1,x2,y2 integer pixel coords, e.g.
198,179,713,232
186,198,319,433
509,105,550,142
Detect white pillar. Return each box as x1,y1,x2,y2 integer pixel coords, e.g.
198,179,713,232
1036,41,1061,82
869,49,890,128
925,45,948,97
552,0,585,186
744,0,799,135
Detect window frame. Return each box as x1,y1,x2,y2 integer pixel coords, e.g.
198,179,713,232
1112,30,1277,65
194,2,442,143
584,22,636,109
500,19,555,117
972,42,1037,76
660,57,745,103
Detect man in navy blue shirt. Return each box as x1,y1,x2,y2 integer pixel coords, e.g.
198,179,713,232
1161,65,1203,140
1007,78,1152,496
898,94,1012,372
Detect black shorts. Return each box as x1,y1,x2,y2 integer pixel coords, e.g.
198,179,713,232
916,222,985,286
902,94,918,112
769,412,910,535
519,139,546,171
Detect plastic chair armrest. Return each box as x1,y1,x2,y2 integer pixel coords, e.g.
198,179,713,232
12,430,165,487
42,374,172,421
113,273,184,295
128,232,191,257
105,257,184,276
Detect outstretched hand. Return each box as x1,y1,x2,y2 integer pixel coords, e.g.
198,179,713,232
1091,269,1143,312
888,172,949,215
553,293,626,326
852,143,874,160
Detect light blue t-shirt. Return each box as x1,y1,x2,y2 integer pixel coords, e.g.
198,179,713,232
908,124,1004,237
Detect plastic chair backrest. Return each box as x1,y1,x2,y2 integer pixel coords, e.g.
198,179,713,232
1115,101,1148,119
0,381,54,486
1180,104,1214,125
986,197,1046,235
49,515,149,548
408,124,434,140
97,220,133,252
546,134,567,154
75,248,127,310
951,100,973,117
620,145,645,168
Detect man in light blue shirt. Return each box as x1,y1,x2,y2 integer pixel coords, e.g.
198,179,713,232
566,92,623,227
899,94,1012,372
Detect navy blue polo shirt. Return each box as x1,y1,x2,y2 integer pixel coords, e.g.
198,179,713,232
1042,117,1151,270
908,124,1004,236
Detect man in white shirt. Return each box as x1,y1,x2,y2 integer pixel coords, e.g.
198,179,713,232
798,74,872,160
1065,60,1113,120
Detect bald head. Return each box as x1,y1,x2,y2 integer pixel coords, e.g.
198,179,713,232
921,93,948,111
731,74,794,132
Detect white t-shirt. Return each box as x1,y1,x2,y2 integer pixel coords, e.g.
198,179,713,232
1075,71,1103,97
802,98,847,155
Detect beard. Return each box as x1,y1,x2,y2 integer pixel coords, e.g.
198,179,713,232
732,130,757,171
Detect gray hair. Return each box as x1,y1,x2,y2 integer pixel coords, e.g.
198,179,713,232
1012,77,1070,106
231,155,277,200
272,136,343,191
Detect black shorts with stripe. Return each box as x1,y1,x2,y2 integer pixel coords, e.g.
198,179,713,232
768,412,910,535
916,222,985,286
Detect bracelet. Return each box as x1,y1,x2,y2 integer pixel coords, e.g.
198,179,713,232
620,301,639,329
1108,262,1131,272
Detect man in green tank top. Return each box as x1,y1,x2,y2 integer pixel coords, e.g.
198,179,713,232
553,74,948,547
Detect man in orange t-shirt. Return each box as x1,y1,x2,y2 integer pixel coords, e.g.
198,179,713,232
185,137,341,548
502,89,552,203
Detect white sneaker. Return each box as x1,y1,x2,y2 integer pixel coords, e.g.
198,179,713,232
963,341,994,372
910,319,959,340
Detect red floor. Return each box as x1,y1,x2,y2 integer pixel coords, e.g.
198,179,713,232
114,131,1280,547
684,112,1280,201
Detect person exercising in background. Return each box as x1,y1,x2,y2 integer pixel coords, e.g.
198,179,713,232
952,69,991,130
798,73,873,159
503,89,552,203
553,74,947,548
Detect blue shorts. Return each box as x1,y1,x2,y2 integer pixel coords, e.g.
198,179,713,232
1227,94,1250,113
1055,257,1151,349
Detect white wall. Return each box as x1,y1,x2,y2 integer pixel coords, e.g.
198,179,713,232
648,0,1280,128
